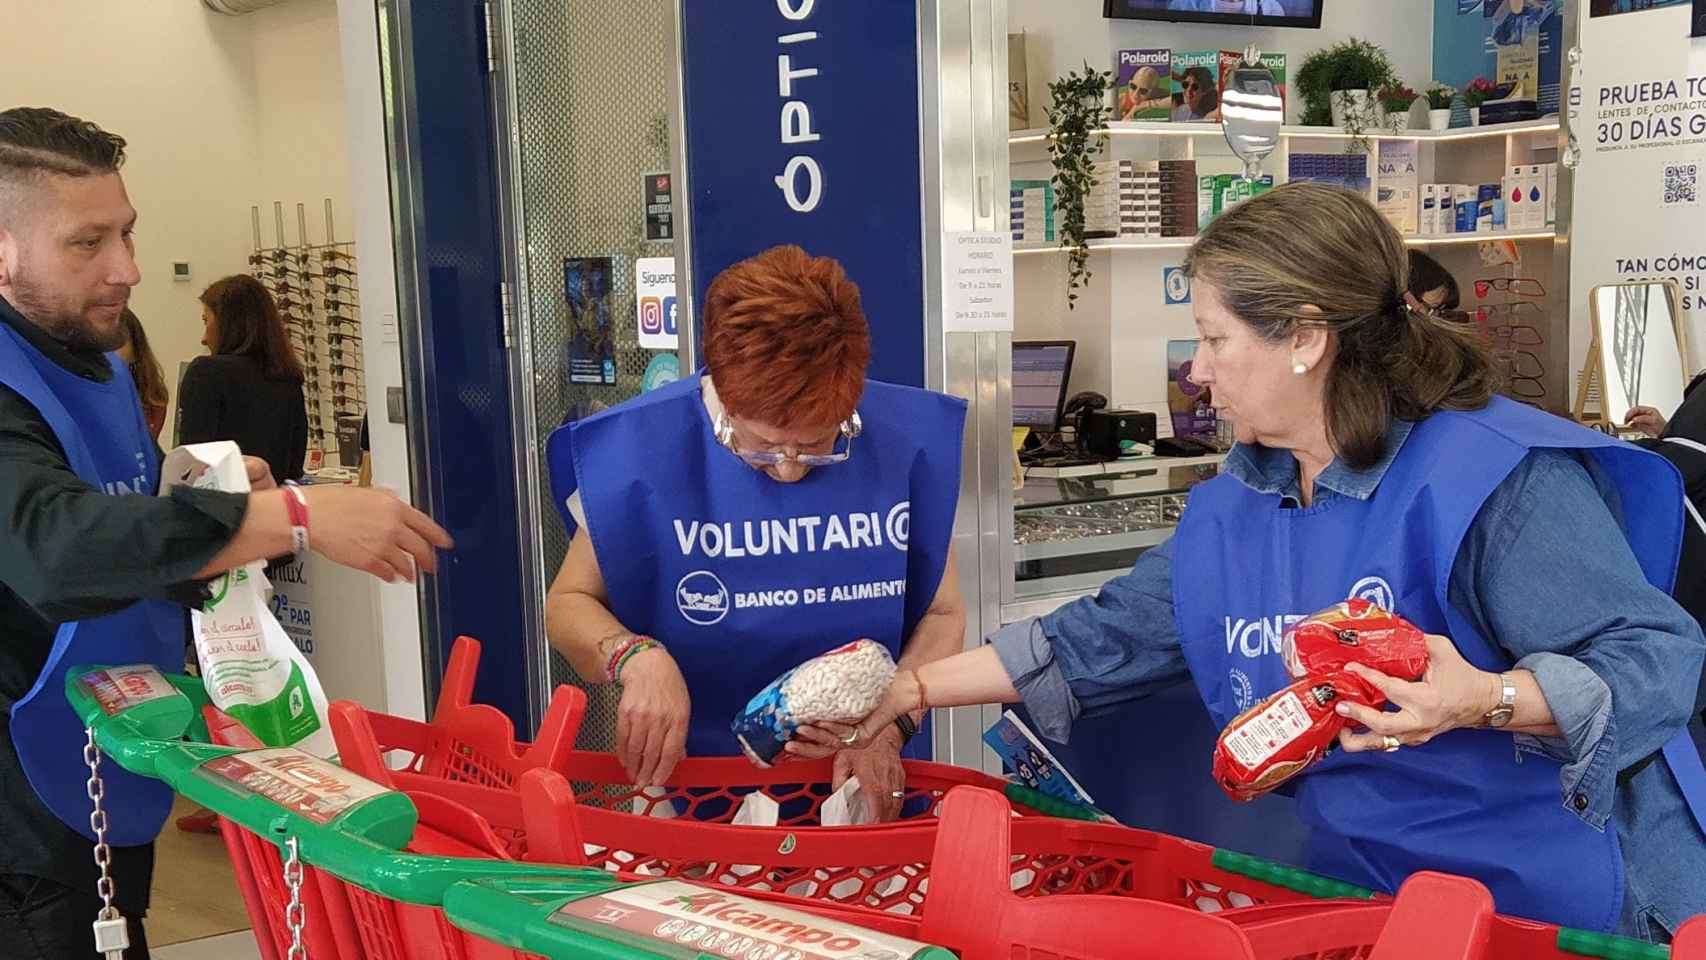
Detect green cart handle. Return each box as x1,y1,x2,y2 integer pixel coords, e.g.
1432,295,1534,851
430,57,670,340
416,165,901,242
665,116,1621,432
1209,848,1379,901
1002,782,1115,822
1555,928,1672,959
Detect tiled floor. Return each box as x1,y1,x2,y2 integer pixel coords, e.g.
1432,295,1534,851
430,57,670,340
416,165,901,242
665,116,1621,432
149,797,251,945
155,931,263,960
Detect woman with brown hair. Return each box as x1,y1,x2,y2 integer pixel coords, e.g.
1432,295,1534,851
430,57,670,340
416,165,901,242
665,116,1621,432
799,183,1706,940
543,245,967,821
177,274,308,484
115,308,167,438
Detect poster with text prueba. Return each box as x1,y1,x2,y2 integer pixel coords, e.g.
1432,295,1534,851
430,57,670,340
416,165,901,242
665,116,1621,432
565,257,616,385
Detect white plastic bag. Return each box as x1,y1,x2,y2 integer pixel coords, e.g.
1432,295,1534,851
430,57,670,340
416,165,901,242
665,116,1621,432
162,442,334,757
820,776,873,827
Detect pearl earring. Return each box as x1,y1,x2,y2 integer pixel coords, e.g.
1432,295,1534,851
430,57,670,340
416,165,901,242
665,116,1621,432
1293,361,1308,375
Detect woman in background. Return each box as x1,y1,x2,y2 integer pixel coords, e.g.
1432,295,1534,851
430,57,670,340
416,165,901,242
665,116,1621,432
1408,250,1463,315
177,275,308,484
116,308,168,439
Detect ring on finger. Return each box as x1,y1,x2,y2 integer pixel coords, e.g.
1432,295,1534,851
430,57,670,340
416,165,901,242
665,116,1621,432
840,730,859,745
1381,735,1402,752
889,790,905,799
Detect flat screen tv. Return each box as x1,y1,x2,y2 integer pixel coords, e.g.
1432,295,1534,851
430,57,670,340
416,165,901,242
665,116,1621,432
1103,0,1325,29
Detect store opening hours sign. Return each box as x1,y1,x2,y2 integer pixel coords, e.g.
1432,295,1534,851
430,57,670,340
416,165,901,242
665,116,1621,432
679,0,925,386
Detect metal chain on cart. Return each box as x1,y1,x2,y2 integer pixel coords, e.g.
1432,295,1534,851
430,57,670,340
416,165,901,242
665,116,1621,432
84,726,130,959
284,836,307,960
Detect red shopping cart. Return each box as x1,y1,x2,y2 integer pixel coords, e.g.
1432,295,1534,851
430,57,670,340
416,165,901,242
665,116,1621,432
319,635,1699,959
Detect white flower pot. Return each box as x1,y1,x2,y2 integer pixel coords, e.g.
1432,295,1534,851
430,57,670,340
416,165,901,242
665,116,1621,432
1331,89,1372,129
1469,107,1482,126
1428,108,1451,131
1383,107,1413,132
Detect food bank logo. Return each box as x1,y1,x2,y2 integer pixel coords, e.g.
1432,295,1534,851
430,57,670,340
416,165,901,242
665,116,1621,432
677,571,730,626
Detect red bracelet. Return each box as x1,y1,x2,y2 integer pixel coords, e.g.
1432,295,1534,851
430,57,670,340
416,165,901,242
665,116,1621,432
282,482,310,555
605,634,658,683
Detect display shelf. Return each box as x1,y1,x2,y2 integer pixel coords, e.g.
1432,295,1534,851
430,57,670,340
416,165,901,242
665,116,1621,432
1015,527,1172,562
1014,228,1555,256
1009,117,1558,147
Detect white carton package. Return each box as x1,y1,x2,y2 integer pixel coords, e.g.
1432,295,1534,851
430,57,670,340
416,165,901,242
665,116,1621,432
1510,167,1530,230
161,442,334,757
1420,184,1440,236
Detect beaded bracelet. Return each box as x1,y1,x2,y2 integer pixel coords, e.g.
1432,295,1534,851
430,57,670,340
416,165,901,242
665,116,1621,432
605,635,661,683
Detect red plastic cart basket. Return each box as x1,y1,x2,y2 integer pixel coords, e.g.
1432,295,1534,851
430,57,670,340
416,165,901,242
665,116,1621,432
206,705,540,960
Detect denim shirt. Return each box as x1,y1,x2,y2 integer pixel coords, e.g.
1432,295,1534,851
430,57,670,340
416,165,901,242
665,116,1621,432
992,422,1706,937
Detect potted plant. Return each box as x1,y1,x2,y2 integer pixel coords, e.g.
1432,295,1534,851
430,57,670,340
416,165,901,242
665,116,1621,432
1295,38,1396,134
1464,77,1499,126
1045,62,1112,309
1424,83,1456,131
1377,83,1420,132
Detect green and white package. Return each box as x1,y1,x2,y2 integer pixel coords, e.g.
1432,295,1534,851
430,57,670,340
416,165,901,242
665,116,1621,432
161,442,334,756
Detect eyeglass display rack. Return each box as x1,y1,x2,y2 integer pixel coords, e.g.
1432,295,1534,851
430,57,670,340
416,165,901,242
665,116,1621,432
249,200,366,467
1004,118,1565,618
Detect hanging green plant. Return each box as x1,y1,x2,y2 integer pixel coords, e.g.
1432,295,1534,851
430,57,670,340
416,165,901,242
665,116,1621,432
1046,62,1112,310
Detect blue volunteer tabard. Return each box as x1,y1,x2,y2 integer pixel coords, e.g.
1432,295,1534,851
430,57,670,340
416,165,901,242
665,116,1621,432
0,322,184,845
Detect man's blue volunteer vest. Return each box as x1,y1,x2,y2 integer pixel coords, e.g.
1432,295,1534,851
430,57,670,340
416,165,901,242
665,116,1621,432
547,374,965,759
0,321,182,846
1173,396,1706,932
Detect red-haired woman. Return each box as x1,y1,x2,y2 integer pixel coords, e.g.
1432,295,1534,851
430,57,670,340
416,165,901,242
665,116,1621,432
544,245,967,820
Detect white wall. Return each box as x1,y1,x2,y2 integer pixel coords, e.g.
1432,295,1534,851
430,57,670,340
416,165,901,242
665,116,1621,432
1010,0,1437,127
250,0,355,248
0,0,352,430
0,2,261,425
336,0,426,721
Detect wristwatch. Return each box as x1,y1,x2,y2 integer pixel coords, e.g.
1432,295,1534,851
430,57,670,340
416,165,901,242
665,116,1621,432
1483,673,1517,728
893,713,919,745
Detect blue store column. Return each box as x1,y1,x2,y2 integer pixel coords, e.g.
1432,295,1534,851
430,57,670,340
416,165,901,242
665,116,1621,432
384,0,529,726
676,1,926,388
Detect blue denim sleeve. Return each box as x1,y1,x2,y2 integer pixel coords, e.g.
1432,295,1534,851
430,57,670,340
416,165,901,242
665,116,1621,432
1449,448,1706,830
988,537,1188,742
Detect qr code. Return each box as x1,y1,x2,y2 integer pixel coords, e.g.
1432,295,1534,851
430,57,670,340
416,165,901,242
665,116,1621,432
1664,163,1699,207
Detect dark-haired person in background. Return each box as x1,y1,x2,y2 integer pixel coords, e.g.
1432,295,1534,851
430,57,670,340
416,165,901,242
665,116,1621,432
177,274,309,485
0,106,451,958
1408,249,1463,314
115,308,167,438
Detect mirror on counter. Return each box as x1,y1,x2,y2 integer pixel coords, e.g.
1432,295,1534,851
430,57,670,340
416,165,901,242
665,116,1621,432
1219,46,1283,181
1580,280,1689,429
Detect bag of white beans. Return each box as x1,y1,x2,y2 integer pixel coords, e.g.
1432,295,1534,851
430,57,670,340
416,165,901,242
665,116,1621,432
732,640,897,767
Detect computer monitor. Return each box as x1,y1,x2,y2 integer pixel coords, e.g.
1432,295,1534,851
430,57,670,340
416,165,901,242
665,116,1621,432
1012,340,1076,430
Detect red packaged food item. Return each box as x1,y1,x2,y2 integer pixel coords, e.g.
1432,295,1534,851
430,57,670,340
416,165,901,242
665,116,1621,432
1281,599,1428,683
1213,671,1383,803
